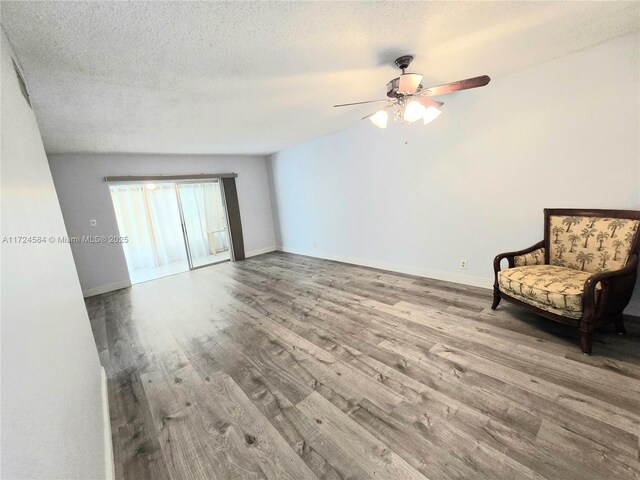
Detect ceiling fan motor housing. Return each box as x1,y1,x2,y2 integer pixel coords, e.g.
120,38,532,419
386,78,402,98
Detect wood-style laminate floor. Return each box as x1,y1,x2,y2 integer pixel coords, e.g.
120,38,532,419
86,252,640,480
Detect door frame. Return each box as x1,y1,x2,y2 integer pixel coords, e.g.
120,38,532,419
174,179,233,270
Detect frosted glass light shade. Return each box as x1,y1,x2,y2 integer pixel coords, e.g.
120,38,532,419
370,110,388,129
422,106,442,124
398,74,423,94
403,100,425,123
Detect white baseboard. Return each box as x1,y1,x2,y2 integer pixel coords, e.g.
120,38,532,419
101,367,115,480
276,245,493,290
83,280,131,298
245,246,277,258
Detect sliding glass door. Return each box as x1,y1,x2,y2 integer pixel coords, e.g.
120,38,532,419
109,180,231,284
176,181,231,268
110,183,190,284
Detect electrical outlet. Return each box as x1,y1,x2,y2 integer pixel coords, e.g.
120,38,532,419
460,259,468,270
89,219,97,227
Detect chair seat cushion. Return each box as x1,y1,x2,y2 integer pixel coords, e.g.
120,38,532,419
498,265,599,319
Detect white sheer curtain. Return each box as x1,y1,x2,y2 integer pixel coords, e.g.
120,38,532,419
178,182,229,259
110,184,187,271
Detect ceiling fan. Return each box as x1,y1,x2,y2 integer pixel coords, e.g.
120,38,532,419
334,55,490,128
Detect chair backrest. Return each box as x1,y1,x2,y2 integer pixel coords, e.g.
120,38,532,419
544,209,640,274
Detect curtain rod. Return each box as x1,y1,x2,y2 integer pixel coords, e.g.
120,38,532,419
104,173,237,183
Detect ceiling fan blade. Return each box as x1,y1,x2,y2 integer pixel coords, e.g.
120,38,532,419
333,99,389,108
398,74,423,95
423,75,490,96
416,97,444,108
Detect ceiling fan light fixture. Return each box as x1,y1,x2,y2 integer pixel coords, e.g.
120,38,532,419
423,106,442,125
370,109,388,129
403,100,425,123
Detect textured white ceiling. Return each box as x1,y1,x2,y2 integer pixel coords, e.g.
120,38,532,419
2,1,638,155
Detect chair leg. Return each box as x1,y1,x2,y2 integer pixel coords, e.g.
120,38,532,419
491,287,501,310
579,329,593,355
614,314,626,335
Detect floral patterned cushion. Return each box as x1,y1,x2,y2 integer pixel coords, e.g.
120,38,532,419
514,248,545,267
549,215,639,274
498,265,600,319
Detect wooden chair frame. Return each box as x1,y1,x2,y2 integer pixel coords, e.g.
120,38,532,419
492,208,640,354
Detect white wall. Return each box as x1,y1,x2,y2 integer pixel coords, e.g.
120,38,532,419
48,153,276,296
268,33,640,313
1,29,108,479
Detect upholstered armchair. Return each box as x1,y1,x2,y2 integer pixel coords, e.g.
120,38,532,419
492,209,640,354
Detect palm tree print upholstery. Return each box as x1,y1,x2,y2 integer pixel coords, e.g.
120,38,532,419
549,216,639,273
514,248,545,267
498,265,600,318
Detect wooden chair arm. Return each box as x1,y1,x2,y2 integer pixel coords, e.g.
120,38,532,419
493,240,545,274
583,254,639,319
586,254,638,286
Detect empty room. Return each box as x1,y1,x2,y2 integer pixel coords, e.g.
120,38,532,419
2,1,640,479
